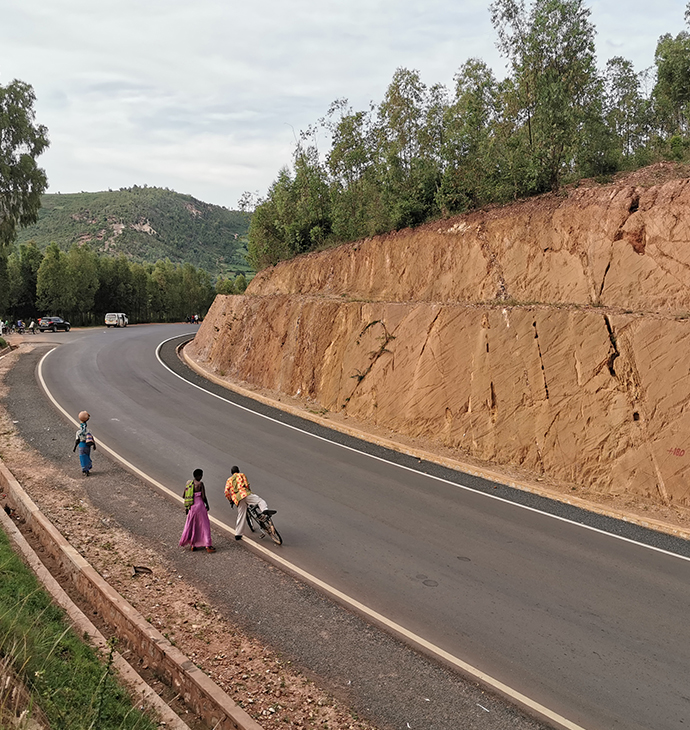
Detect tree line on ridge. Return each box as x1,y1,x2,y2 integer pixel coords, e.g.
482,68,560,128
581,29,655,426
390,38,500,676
247,0,690,269
4,241,247,326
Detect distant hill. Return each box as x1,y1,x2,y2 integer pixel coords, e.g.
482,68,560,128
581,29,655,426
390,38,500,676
15,187,252,279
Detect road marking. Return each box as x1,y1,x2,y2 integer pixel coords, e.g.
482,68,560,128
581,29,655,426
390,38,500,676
157,335,690,565
38,342,587,730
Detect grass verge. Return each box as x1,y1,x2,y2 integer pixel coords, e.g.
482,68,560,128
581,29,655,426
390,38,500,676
0,526,159,730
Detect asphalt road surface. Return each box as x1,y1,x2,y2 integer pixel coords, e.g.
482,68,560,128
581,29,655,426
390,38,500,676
14,323,690,730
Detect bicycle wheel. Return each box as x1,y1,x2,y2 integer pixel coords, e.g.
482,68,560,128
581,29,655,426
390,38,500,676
263,517,282,545
245,510,257,533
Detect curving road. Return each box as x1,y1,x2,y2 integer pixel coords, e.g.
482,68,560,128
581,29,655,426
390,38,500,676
37,323,690,730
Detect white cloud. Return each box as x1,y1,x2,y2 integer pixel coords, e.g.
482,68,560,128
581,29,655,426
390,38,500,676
1,0,686,207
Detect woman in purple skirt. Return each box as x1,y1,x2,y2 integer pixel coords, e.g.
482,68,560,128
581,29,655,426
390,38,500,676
179,469,216,553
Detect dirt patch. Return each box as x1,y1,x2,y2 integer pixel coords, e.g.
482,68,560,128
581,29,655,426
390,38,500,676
0,346,376,730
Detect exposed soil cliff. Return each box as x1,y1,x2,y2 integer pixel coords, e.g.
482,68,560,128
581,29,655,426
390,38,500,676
188,164,690,508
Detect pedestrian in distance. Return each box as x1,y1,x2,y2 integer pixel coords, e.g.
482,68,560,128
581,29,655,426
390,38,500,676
179,468,216,553
73,410,96,476
225,465,275,540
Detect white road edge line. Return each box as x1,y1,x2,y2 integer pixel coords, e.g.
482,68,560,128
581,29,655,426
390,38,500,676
37,340,583,730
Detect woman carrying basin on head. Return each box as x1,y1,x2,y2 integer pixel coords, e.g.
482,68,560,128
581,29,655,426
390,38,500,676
73,410,96,476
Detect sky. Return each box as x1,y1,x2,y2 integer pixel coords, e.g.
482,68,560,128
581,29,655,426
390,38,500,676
1,0,687,209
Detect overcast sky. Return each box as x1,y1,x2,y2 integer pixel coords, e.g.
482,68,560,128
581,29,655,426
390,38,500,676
1,0,686,209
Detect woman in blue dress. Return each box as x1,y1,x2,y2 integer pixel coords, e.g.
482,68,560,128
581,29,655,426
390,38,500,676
73,410,96,476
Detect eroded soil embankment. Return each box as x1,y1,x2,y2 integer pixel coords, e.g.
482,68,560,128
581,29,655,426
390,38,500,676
188,170,690,507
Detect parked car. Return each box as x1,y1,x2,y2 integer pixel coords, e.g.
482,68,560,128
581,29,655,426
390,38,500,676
105,312,128,328
38,317,71,332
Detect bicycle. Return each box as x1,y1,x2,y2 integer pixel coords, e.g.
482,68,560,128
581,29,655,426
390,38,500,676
246,504,282,545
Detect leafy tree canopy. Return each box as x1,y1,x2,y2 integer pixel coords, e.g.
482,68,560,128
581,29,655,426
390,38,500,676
654,28,690,135
0,79,49,251
0,79,49,313
253,0,672,270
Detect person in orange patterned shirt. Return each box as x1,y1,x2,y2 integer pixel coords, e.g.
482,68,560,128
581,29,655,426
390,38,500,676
224,465,274,540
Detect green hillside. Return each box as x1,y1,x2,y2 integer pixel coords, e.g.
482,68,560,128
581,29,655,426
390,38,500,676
15,187,252,279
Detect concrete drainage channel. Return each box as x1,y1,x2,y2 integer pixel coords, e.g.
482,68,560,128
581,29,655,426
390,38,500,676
0,458,263,730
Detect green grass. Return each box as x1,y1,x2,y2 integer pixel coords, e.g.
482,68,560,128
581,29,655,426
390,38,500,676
0,528,158,730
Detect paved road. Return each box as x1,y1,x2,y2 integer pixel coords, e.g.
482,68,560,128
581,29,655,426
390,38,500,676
29,324,690,729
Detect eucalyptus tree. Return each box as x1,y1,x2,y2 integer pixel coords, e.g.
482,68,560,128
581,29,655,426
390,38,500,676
377,67,444,228
247,175,288,270
247,166,303,270
247,141,331,269
490,0,605,190
289,141,331,251
438,59,501,214
215,276,236,295
6,241,43,318
323,99,385,239
94,255,129,319
378,68,428,172
148,259,181,322
233,273,247,293
0,80,49,312
325,99,376,188
652,28,690,138
65,243,99,324
605,56,650,163
36,242,69,315
181,261,214,317
129,262,151,323
113,254,135,313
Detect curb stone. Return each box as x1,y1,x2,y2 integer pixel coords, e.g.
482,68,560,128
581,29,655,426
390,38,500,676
0,475,189,730
0,456,263,730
